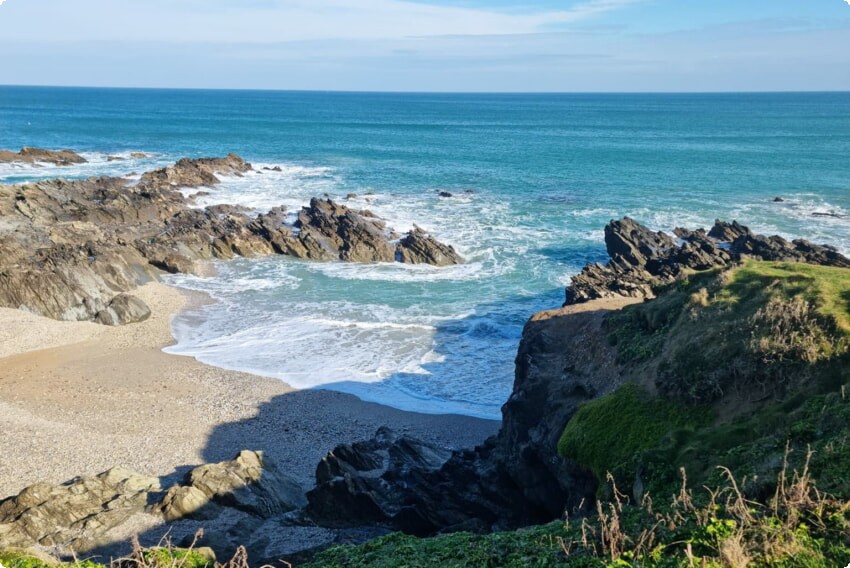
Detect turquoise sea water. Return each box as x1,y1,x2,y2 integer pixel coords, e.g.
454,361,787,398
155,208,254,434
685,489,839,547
2,87,849,418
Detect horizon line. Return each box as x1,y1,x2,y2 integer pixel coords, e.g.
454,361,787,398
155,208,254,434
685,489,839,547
2,83,849,96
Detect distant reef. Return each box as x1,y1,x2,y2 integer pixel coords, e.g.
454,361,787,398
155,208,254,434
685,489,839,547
0,149,462,325
0,147,87,166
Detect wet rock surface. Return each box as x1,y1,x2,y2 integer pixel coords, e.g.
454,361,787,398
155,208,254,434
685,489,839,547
565,217,850,305
0,154,461,325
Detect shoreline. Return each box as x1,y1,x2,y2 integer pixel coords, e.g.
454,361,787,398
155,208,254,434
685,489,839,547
0,281,500,500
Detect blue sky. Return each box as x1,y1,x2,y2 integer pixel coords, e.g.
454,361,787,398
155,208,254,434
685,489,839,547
0,0,848,91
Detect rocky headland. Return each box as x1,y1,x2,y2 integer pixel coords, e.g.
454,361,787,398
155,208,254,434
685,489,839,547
0,152,462,326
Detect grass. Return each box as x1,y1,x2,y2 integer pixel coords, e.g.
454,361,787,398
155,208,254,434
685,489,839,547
305,456,850,567
0,532,248,568
606,261,850,404
556,383,711,481
721,261,850,333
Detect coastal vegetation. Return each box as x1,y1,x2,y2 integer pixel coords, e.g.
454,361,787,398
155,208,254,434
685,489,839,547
306,456,850,567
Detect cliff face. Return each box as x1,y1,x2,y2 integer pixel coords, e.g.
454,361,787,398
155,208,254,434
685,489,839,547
490,298,637,519
304,297,642,532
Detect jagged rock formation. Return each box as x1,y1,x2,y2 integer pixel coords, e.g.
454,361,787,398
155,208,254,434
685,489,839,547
397,225,464,266
0,452,303,554
565,218,850,304
138,154,251,190
0,147,86,166
0,155,461,325
0,467,161,552
305,427,455,530
289,200,463,265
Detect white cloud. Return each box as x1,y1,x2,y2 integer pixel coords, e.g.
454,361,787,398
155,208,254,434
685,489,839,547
0,0,643,43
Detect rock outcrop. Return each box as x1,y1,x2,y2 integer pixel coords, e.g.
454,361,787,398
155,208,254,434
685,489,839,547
565,218,850,305
160,450,305,521
286,199,464,265
0,155,461,325
0,452,303,554
138,154,252,191
0,147,87,166
305,299,632,535
0,467,160,552
397,226,464,266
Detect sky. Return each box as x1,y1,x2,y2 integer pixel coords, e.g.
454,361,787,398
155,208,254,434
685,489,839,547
0,0,848,92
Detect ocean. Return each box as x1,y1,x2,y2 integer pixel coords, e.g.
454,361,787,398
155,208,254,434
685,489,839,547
1,87,849,419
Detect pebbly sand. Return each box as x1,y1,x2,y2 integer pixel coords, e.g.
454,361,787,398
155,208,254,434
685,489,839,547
0,281,500,503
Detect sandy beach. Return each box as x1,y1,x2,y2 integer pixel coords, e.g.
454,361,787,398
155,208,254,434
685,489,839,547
0,282,500,502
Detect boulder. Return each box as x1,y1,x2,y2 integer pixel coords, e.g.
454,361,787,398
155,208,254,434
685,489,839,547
94,294,151,326
181,450,305,518
396,226,464,266
158,486,221,522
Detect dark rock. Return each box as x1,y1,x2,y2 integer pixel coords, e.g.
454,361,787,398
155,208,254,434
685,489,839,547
346,193,357,200
773,196,785,202
396,226,464,266
812,211,846,219
565,217,850,306
604,217,676,266
437,191,453,198
708,219,751,242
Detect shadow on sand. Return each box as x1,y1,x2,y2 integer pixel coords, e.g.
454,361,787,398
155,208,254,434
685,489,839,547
86,277,586,564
